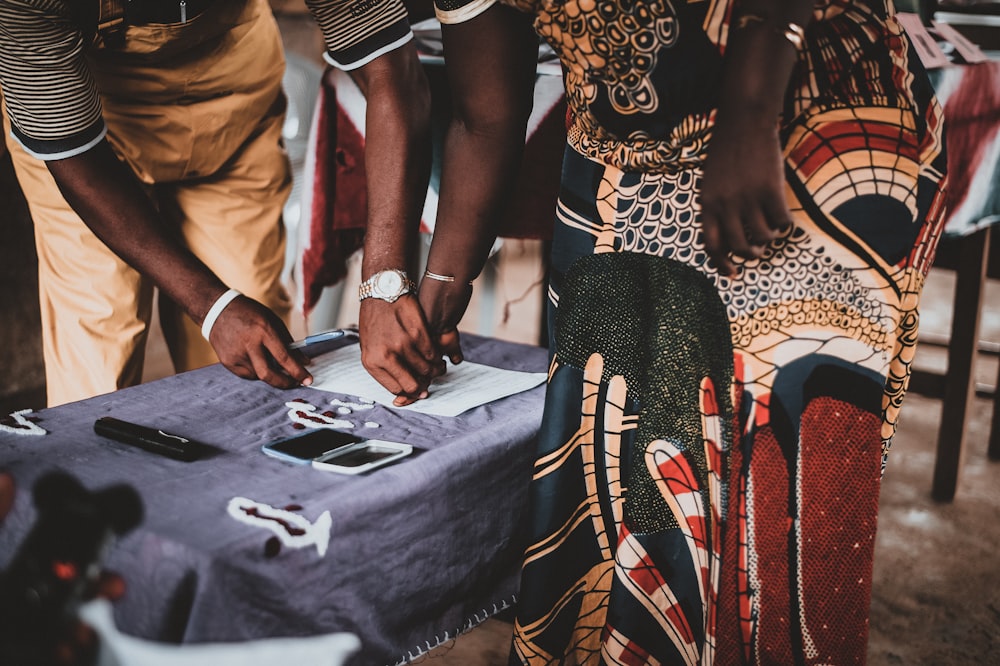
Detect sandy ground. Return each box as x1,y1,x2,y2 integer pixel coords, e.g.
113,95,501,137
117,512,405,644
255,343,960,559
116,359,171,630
867,269,1000,665
869,390,1000,665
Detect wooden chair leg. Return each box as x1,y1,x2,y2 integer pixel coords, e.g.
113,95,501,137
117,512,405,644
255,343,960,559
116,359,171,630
989,346,1000,462
932,227,991,502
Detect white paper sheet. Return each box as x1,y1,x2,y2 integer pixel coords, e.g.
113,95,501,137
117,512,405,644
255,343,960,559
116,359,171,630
897,13,951,69
305,344,547,417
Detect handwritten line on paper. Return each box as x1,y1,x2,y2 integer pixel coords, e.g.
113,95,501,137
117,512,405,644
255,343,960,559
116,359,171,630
304,344,547,417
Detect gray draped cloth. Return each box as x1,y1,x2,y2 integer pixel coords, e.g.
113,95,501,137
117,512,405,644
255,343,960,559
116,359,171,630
0,334,547,665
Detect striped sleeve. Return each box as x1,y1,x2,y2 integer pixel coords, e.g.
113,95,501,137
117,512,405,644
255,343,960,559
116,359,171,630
0,0,107,160
305,0,414,71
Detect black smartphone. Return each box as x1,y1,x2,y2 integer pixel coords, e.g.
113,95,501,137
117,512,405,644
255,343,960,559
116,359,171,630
262,429,412,474
261,429,364,464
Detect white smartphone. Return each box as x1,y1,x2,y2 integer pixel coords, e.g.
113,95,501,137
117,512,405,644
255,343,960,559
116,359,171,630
311,440,412,475
262,428,411,474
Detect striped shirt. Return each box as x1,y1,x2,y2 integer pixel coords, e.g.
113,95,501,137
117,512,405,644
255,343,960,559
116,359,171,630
0,0,411,160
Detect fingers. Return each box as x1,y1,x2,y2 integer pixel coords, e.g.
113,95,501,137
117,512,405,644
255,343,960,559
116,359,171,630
263,338,313,388
761,188,794,233
701,208,738,277
701,198,791,277
248,351,299,390
362,341,446,405
437,329,463,365
740,203,780,248
359,297,446,405
208,297,314,390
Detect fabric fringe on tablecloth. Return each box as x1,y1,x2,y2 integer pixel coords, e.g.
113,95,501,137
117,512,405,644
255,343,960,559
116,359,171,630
390,594,517,665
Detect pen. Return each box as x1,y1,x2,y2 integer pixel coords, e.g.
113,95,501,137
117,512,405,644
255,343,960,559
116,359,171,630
94,416,204,462
288,328,356,350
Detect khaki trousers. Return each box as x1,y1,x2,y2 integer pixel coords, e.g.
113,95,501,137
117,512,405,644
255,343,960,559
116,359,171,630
3,0,292,406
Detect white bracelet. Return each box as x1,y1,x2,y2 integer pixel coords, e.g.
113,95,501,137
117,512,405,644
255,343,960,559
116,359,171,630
200,288,241,341
423,269,474,286
423,269,456,283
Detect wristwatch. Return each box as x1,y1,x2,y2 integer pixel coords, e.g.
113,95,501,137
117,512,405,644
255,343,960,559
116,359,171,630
358,269,416,303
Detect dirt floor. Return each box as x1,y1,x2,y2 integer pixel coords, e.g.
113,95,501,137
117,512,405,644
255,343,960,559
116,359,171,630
868,392,1000,665
865,269,1000,666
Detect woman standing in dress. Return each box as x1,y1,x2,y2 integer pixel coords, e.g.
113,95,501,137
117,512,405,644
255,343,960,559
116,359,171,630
414,0,948,660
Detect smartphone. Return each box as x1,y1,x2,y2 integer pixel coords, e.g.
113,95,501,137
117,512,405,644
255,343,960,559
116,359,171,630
310,440,412,475
262,429,412,474
262,428,365,465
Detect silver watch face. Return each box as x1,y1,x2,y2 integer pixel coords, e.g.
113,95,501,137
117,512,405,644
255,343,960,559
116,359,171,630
374,271,404,297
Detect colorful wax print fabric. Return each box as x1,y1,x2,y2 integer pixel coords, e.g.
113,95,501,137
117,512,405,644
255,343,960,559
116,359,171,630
432,0,950,661
514,117,946,663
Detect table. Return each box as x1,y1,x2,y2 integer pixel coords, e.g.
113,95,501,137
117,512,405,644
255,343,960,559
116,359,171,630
0,334,547,665
915,46,1000,501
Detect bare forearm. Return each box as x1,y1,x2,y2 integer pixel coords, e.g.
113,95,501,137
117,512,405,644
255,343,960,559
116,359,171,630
46,141,228,324
350,43,432,279
720,0,815,122
46,140,308,388
429,115,528,283
412,6,537,338
428,6,538,285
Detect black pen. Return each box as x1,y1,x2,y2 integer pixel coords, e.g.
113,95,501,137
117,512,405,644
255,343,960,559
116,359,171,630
94,417,203,462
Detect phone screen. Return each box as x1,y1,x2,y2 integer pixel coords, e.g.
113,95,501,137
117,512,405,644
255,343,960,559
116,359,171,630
322,445,398,467
265,430,364,461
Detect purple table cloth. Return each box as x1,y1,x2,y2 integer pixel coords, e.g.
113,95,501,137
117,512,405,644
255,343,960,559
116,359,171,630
0,334,547,665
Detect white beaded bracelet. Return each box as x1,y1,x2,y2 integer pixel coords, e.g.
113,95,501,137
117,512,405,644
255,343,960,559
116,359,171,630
200,288,241,341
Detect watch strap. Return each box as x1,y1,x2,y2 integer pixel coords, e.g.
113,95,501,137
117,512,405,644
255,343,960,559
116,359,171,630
358,270,416,303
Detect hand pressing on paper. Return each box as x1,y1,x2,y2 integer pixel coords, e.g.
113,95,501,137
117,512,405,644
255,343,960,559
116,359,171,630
359,296,447,407
417,275,472,368
207,295,314,389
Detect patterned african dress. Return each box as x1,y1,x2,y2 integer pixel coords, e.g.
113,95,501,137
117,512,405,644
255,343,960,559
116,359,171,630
435,0,948,663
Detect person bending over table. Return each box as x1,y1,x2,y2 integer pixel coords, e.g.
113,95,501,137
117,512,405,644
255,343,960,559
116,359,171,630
394,0,950,661
0,0,433,406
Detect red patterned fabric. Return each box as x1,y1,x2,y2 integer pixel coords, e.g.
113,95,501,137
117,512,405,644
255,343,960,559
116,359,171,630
933,60,1000,236
299,74,368,314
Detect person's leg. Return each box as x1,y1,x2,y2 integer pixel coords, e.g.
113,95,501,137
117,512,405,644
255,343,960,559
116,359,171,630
89,0,292,372
2,112,152,407
155,100,292,371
